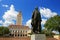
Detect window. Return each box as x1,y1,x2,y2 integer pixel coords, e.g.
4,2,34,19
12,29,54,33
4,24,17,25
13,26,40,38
21,31,22,33
26,31,27,33
23,31,24,33
20,34,22,36
25,34,27,36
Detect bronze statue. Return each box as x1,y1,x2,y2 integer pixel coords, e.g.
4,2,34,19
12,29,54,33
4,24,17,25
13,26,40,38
31,7,41,34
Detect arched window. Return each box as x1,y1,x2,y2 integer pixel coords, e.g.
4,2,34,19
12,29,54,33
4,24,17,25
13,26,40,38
25,34,27,36
20,34,22,36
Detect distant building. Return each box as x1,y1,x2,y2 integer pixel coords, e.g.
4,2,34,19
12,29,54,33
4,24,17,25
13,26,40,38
16,11,22,25
9,11,31,37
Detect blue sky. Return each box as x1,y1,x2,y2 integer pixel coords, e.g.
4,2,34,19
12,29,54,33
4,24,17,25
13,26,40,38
0,0,60,28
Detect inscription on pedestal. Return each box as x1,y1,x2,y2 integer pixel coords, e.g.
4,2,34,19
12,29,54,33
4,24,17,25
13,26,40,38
31,34,46,40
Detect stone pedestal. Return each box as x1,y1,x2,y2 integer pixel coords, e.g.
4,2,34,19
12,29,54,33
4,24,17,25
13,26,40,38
31,34,46,40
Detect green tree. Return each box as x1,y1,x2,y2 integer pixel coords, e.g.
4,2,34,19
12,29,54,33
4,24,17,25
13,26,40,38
0,26,10,36
3,27,10,34
44,15,60,34
0,27,4,36
42,29,55,37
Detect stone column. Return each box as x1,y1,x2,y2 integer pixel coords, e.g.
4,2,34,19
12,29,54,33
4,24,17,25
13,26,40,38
14,31,15,37
17,30,18,37
18,31,20,37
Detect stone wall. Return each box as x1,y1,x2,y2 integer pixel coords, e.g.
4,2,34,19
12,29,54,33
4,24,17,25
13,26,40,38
0,37,59,40
0,37,31,40
46,37,58,40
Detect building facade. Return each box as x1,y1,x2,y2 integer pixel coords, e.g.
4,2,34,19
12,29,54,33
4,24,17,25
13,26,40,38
9,25,31,37
9,12,31,37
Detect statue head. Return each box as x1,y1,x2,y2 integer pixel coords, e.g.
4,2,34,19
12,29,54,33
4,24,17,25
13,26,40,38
35,7,38,10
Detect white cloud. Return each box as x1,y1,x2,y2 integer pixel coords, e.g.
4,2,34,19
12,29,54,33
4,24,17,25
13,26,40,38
2,4,18,26
0,20,3,24
3,21,14,26
3,5,18,21
41,19,47,25
40,7,58,25
26,19,31,28
40,7,57,18
2,5,9,8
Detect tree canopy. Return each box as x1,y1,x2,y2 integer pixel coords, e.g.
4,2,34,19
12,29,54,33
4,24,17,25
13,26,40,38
44,15,60,34
0,26,10,36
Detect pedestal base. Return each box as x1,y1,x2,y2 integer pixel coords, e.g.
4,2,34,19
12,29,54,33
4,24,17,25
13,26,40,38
31,34,46,40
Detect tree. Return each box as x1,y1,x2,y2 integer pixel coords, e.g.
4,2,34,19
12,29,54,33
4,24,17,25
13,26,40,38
0,26,10,36
0,27,4,36
44,15,60,34
42,29,55,37
3,27,10,34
